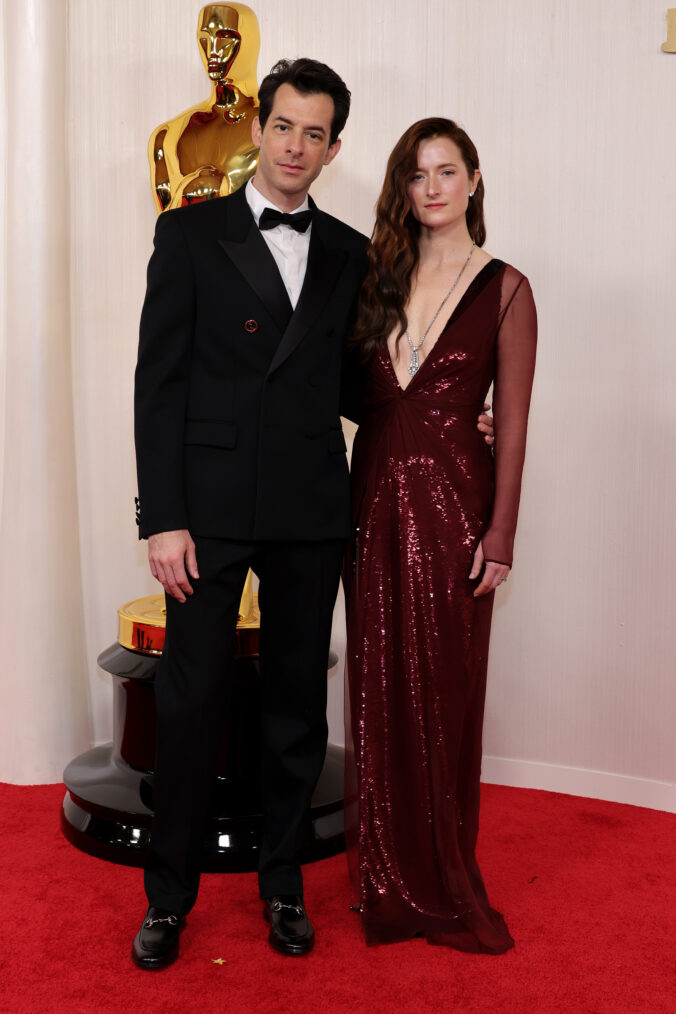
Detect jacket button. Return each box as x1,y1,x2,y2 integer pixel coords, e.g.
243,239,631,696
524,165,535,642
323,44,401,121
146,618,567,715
244,319,258,333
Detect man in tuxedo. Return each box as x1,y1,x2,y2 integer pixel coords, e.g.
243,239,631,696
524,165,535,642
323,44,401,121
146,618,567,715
132,57,494,968
133,58,366,968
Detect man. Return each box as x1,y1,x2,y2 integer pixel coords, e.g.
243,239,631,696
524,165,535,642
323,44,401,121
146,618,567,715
133,57,493,968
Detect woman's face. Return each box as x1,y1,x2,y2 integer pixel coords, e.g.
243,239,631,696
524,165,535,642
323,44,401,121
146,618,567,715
406,136,479,231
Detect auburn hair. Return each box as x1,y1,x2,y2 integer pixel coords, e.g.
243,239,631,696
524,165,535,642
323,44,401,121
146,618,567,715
352,118,486,360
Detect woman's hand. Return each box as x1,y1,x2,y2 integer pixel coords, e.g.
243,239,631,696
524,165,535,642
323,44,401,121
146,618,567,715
469,541,510,597
477,402,494,446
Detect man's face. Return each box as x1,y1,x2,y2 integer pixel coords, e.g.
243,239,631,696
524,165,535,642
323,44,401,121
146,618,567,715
251,83,341,210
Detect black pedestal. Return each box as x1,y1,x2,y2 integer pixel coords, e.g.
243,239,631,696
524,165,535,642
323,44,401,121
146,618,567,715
61,642,345,870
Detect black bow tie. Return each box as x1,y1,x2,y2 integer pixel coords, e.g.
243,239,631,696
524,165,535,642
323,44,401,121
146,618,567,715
259,207,313,233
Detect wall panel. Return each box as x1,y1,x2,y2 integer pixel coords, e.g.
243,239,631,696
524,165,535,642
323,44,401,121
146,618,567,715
66,0,676,806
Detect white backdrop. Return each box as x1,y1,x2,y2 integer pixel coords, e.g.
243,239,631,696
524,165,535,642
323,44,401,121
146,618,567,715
0,0,674,809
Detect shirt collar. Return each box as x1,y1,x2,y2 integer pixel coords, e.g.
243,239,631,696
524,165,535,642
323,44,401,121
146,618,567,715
245,178,310,227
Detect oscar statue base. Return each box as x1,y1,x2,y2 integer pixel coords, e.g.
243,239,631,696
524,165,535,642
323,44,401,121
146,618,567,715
61,744,345,871
61,636,345,870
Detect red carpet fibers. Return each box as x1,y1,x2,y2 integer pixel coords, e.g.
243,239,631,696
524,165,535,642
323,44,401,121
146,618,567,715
1,783,674,1013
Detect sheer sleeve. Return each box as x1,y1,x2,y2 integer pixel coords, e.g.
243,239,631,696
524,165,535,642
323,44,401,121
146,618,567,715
481,270,537,568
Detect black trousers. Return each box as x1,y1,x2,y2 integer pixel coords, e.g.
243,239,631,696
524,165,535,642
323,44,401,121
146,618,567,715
144,536,344,915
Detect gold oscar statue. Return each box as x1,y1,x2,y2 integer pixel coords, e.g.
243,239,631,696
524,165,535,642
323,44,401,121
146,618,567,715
141,3,261,636
148,3,260,213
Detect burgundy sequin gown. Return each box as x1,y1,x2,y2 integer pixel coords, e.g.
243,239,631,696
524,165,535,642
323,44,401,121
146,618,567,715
345,260,537,953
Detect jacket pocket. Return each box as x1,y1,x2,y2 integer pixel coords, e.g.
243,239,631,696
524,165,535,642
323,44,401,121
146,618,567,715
184,420,237,448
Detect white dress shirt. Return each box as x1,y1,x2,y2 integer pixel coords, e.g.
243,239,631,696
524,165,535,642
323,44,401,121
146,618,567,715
245,179,311,309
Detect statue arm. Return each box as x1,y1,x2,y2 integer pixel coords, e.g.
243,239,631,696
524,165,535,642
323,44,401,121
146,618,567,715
148,124,172,213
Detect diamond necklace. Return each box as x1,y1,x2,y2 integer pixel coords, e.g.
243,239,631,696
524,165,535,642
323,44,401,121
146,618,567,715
405,241,476,377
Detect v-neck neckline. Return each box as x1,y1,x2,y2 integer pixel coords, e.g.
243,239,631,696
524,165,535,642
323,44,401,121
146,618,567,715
385,258,504,393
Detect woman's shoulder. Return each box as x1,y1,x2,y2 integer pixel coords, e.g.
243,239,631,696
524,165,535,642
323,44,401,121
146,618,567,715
494,257,531,285
484,255,528,282
486,258,533,302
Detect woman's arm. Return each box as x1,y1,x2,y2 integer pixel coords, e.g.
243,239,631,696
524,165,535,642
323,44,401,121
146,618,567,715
472,273,537,595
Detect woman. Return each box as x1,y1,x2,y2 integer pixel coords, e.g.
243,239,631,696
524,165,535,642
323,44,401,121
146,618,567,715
345,118,537,953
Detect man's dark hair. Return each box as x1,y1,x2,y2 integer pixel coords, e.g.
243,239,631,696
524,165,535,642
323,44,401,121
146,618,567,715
258,58,351,145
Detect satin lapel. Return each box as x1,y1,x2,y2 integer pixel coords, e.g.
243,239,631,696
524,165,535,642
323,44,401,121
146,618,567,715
217,189,292,333
267,223,347,376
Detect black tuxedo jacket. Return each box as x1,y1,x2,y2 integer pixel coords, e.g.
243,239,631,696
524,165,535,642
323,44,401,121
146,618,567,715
134,186,367,542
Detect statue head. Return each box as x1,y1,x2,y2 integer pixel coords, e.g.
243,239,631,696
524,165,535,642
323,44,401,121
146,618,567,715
197,4,260,97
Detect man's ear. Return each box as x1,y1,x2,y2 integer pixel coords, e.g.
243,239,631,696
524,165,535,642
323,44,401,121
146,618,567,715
323,137,341,167
251,116,262,147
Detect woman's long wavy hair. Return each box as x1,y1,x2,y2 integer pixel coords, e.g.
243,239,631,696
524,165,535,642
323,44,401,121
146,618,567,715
352,118,486,360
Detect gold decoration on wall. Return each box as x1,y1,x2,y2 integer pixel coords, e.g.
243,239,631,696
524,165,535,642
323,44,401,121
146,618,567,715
148,3,260,213
662,9,676,52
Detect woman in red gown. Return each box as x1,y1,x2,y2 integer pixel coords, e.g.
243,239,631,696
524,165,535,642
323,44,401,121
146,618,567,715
345,119,537,953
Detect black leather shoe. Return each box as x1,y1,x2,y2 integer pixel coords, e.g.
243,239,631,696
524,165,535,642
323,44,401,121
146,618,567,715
263,895,315,955
131,906,184,970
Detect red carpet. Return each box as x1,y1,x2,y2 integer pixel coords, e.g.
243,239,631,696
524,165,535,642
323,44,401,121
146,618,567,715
1,782,674,1013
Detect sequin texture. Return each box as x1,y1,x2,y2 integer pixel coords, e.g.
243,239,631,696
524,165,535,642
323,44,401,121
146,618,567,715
344,261,537,953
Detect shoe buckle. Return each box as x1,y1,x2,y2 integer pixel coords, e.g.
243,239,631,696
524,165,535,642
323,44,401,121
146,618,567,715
271,899,303,916
145,914,179,928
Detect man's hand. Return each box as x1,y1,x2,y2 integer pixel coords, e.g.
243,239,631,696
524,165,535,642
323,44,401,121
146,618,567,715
477,402,494,446
469,541,510,598
148,529,199,603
